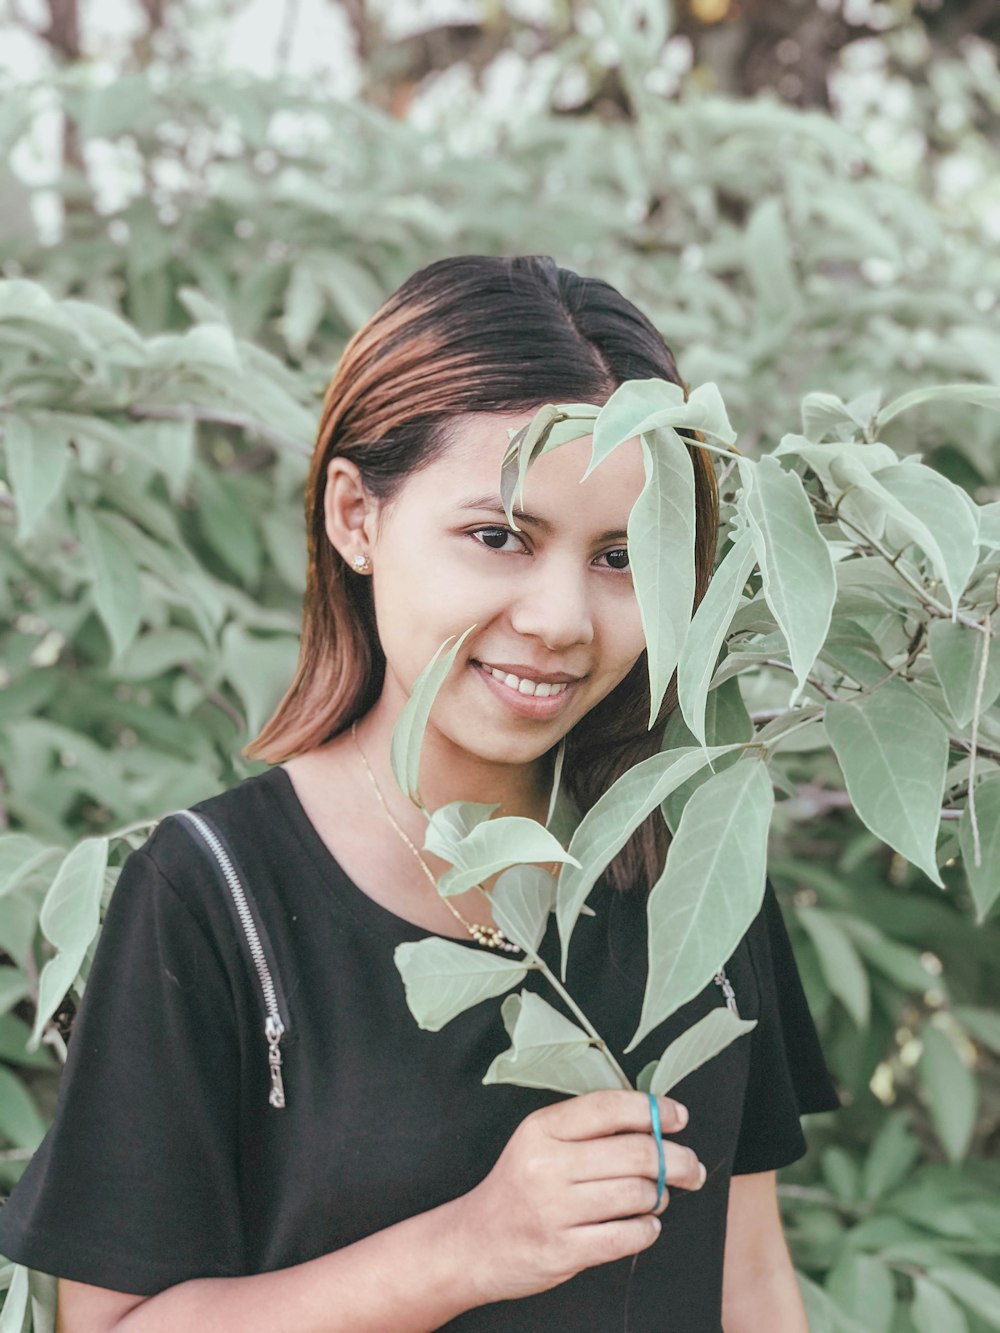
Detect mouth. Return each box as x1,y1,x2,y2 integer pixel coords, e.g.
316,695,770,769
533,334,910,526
470,660,583,717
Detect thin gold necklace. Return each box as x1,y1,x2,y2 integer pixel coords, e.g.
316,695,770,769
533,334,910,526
350,721,521,953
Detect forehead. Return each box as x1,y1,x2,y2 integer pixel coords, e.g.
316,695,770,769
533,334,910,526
411,410,645,510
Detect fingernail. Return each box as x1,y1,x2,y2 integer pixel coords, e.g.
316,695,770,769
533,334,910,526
698,1162,707,1186
674,1101,689,1127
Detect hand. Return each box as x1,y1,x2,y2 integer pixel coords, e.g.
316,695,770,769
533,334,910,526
457,1089,705,1304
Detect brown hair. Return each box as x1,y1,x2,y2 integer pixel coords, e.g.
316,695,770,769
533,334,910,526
245,255,719,894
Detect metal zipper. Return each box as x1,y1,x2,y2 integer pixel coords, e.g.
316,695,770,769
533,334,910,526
173,809,287,1109
713,967,739,1017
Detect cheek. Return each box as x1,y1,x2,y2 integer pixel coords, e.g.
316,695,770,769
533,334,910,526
604,598,646,664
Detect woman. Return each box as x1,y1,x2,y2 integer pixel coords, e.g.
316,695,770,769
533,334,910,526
0,255,839,1331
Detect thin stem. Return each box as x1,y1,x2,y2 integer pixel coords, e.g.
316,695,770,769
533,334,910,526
761,657,840,701
967,614,993,868
476,891,631,1090
532,952,633,1089
834,511,984,631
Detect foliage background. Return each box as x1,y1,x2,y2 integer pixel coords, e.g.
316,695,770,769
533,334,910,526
1,1,999,1329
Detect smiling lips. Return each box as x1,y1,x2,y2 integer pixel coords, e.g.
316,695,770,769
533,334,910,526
480,663,570,698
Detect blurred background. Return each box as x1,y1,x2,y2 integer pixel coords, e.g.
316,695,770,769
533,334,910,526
1,2,1000,1330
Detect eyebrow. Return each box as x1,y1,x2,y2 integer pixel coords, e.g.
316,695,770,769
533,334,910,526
456,495,629,544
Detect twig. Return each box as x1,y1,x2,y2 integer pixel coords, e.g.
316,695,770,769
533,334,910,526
966,614,993,869
179,662,246,730
834,511,984,632
761,658,839,701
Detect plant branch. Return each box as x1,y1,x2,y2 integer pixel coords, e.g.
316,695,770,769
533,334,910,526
761,658,839,701
966,614,993,868
179,662,246,730
833,511,984,631
477,896,632,1090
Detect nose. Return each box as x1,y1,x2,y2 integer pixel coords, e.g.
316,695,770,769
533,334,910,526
508,554,595,651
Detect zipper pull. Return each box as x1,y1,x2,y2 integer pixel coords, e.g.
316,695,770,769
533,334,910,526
265,1016,286,1109
713,969,739,1018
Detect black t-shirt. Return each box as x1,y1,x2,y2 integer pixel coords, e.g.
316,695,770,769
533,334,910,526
0,765,840,1330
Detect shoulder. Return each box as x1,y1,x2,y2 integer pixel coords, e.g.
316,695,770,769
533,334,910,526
126,767,285,925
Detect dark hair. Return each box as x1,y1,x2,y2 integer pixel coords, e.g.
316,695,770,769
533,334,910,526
245,255,719,894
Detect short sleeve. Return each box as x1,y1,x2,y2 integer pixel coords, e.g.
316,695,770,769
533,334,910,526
731,880,841,1175
0,844,245,1294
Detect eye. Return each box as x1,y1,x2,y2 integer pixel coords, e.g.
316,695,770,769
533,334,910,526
469,525,525,553
603,549,630,573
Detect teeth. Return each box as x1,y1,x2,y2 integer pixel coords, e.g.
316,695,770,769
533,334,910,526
482,664,569,697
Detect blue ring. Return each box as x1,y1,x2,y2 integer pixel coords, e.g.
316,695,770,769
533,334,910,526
647,1092,665,1211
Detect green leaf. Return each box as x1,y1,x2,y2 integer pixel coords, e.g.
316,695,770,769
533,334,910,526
795,906,870,1027
586,379,735,476
661,678,754,832
879,383,1000,427
29,838,108,1050
929,620,1000,728
0,1262,29,1333
556,743,739,973
859,1112,921,1202
0,1013,56,1068
911,1277,970,1333
980,502,1000,550
738,454,836,695
423,800,501,861
677,529,757,744
282,259,327,357
628,757,772,1051
801,392,858,444
953,1005,1000,1055
220,626,300,739
483,991,623,1096
958,776,1000,922
75,507,142,665
826,1253,896,1333
4,414,69,542
821,1146,859,1203
825,682,948,886
389,625,477,806
873,463,979,613
500,403,597,528
0,966,29,1018
545,738,566,830
629,429,697,727
647,1008,756,1095
745,198,799,315
393,937,526,1032
797,1273,853,1333
490,866,556,953
0,1064,45,1149
919,1025,977,1163
929,1266,1000,1326
635,1060,657,1093
436,818,577,898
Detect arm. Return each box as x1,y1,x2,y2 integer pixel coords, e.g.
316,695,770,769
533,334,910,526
721,1171,809,1333
59,1091,701,1333
59,1192,483,1333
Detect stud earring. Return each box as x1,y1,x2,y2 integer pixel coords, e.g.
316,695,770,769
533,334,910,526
351,553,372,574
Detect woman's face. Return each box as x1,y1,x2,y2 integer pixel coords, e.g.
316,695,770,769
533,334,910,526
354,409,648,774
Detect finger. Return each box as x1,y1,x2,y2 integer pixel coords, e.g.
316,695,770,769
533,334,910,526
570,1177,665,1225
572,1136,704,1191
541,1089,689,1142
569,1215,663,1270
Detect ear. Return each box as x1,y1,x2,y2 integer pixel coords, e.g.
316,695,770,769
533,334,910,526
323,457,380,561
